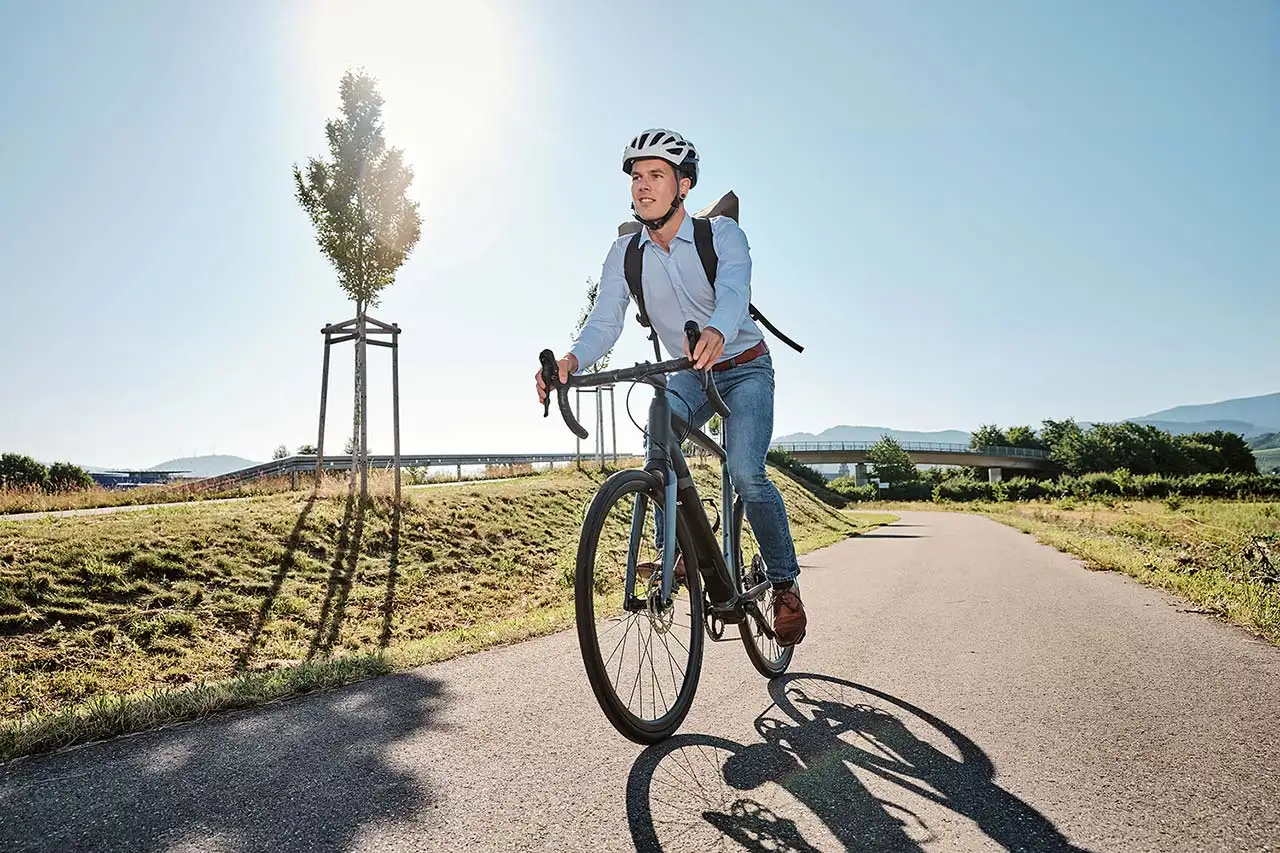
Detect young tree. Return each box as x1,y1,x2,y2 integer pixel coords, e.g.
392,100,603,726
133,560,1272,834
272,444,290,460
294,70,421,499
298,444,318,455
867,435,919,484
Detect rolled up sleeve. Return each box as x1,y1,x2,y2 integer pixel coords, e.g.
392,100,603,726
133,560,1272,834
569,239,630,371
705,218,752,350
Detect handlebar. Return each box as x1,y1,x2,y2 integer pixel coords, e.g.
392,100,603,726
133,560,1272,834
538,322,731,440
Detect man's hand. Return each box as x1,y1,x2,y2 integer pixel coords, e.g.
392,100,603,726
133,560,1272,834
685,327,725,371
535,353,578,404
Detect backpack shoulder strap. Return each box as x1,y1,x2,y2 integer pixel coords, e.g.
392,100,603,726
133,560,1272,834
695,215,805,354
623,232,650,328
692,216,718,288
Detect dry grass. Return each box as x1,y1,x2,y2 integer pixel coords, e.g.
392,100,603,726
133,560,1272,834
981,499,1280,644
0,462,885,761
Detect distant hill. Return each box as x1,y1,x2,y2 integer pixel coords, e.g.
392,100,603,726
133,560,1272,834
1249,433,1280,451
147,455,260,478
772,425,972,446
1135,392,1280,436
1122,419,1269,438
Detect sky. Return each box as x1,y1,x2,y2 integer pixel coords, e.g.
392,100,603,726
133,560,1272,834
1,0,1276,468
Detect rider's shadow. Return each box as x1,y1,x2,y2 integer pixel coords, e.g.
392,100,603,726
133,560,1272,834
627,674,1096,853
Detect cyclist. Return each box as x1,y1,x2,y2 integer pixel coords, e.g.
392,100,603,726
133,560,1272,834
535,128,807,647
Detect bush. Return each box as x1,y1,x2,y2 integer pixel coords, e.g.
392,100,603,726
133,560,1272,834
48,462,93,492
999,477,1050,502
882,481,932,501
933,479,996,502
0,453,49,491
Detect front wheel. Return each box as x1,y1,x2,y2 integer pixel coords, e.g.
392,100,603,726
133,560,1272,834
575,469,705,744
734,498,794,679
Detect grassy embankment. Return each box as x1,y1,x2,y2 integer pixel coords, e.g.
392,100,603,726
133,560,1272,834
0,463,890,761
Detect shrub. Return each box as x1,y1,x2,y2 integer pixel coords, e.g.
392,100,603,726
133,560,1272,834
999,477,1050,502
933,479,995,502
48,462,93,492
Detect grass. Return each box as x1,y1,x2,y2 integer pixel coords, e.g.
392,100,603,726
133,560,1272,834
0,462,888,762
0,463,548,516
977,499,1280,645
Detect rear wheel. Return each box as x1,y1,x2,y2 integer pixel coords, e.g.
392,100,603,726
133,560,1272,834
575,470,704,744
733,498,794,678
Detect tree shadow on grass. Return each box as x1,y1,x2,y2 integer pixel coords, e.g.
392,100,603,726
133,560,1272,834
0,672,446,853
379,499,401,650
628,673,1095,852
236,493,319,671
308,484,366,660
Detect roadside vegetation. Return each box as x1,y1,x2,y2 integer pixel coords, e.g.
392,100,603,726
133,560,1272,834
982,499,1279,646
775,430,1279,648
0,461,888,762
0,452,549,516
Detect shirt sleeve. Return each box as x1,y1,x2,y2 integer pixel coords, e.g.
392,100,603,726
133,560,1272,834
705,217,752,350
568,238,630,371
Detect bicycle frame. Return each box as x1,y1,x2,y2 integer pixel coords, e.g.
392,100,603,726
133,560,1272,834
625,374,765,622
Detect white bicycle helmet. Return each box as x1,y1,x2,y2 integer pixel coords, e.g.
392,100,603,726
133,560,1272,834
622,128,699,188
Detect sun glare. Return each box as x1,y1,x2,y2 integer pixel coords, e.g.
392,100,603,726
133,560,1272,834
298,0,528,203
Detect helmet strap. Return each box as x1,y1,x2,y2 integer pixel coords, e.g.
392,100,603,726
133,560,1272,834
632,190,685,232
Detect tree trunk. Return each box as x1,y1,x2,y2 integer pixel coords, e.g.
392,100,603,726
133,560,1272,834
350,301,365,498
359,310,369,499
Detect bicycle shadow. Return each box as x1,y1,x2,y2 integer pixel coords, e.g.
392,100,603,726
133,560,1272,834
627,673,1094,852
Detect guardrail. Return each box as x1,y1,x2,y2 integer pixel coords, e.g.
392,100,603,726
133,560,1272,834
184,452,605,491
770,442,1052,459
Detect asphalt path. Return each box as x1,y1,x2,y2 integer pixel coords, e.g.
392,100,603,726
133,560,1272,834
2,511,1277,852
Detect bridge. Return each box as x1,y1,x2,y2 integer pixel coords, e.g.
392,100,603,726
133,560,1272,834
770,441,1054,483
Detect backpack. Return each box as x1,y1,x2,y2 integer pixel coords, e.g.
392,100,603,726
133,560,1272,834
616,190,804,354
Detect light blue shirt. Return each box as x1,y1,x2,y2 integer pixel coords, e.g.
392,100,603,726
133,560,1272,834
569,213,763,370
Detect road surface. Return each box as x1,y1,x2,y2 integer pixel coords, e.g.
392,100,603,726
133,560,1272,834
2,511,1277,851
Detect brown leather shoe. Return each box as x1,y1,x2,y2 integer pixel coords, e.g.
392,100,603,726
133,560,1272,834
635,554,686,585
772,586,807,647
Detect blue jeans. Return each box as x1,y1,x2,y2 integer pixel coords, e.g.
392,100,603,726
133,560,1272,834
651,353,800,584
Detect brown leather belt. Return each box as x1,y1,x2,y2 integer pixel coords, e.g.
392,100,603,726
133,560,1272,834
713,340,768,372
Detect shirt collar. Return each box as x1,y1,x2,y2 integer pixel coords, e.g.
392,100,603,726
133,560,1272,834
638,209,696,246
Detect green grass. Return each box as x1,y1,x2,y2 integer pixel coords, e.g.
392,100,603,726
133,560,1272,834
0,463,889,762
979,499,1279,644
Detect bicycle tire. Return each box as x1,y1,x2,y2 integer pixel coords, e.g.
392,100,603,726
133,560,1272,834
733,498,794,679
575,469,705,744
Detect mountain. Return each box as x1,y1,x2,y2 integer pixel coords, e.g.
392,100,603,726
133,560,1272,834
773,425,972,446
1135,392,1280,436
147,455,260,478
1123,419,1269,438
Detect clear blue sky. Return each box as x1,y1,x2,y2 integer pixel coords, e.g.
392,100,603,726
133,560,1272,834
1,0,1276,468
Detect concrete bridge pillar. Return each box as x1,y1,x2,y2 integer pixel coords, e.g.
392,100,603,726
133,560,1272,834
855,463,869,487
988,467,1003,484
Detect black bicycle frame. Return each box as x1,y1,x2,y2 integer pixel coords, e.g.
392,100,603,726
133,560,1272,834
637,375,739,610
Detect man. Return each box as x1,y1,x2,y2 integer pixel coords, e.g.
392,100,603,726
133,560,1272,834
535,128,807,646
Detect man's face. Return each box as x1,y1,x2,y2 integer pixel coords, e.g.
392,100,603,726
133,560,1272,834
631,159,688,220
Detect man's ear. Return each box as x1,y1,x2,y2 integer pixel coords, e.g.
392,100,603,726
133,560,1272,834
679,175,692,199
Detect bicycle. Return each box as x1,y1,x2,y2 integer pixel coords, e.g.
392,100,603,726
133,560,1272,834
538,321,794,744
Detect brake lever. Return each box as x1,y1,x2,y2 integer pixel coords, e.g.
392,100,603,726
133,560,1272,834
538,349,557,418
538,349,589,440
